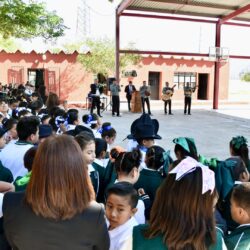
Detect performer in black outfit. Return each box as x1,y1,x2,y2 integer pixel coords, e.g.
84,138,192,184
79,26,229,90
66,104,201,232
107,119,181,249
124,81,136,111
90,79,103,117
184,82,196,115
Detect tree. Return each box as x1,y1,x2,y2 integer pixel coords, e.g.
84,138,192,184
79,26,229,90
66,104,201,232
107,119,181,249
0,0,66,40
78,38,141,76
241,72,250,82
0,35,20,52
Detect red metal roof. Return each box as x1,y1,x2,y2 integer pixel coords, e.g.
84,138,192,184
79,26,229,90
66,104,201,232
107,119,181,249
117,0,250,23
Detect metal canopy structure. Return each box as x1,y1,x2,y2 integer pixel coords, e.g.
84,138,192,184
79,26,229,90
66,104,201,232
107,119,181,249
115,0,250,109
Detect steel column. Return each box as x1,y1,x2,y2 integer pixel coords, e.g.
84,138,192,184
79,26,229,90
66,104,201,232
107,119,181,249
213,22,221,110
115,11,120,82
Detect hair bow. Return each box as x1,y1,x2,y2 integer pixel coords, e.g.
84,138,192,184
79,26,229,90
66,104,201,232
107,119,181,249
169,157,215,194
14,107,31,116
55,116,66,128
87,114,92,124
231,136,248,150
160,150,171,175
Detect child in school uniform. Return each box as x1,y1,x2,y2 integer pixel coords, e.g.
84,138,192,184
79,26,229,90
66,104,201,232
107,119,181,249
105,182,138,250
126,114,162,170
216,156,250,232
229,135,250,174
101,122,117,154
74,132,100,198
134,145,172,220
92,138,108,202
0,127,13,183
225,183,250,249
124,157,227,250
82,113,102,138
110,148,146,225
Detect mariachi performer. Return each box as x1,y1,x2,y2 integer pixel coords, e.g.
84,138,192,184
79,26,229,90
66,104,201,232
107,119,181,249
162,82,176,115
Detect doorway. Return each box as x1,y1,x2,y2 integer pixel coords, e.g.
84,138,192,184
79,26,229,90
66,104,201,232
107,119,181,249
198,73,208,100
148,72,160,100
28,69,44,89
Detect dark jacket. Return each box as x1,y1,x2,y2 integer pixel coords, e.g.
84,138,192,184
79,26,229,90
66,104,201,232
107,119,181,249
90,83,104,96
124,84,136,98
3,192,110,250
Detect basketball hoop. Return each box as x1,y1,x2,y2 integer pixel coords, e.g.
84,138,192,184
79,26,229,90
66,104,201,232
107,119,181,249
209,47,229,62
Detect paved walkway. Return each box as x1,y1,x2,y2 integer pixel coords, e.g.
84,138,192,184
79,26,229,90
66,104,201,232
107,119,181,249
79,101,250,161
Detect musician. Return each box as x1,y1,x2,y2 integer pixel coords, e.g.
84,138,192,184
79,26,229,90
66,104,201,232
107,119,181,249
89,79,103,117
110,78,121,117
184,82,196,115
162,82,174,115
139,80,152,115
124,81,136,111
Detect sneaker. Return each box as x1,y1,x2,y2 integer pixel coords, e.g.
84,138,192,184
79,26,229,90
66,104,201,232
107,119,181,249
169,113,173,115
117,115,122,117
98,114,103,118
112,114,115,117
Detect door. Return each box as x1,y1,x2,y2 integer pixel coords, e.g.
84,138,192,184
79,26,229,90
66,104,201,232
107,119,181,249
28,69,44,88
47,67,60,98
8,66,24,84
198,73,208,100
148,72,160,100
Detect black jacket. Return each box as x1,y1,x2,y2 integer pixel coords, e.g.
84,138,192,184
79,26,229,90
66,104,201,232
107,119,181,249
124,84,136,98
3,192,109,250
90,83,104,96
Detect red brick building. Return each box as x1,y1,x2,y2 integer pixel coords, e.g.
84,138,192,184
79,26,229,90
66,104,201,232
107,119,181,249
0,50,229,103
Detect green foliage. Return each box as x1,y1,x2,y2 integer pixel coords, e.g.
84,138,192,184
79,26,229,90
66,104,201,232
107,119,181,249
0,0,66,40
0,36,20,52
78,38,141,76
241,72,250,82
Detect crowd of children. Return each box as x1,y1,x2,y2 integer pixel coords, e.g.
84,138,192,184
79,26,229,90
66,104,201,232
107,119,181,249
0,83,249,249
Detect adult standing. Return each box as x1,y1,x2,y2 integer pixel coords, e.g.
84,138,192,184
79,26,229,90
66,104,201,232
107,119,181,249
3,135,110,250
124,81,136,111
184,82,196,115
139,81,152,115
110,79,121,117
162,82,175,115
90,79,103,117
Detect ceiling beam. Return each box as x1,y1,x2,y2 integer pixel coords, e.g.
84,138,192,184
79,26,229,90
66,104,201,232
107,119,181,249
117,0,134,16
219,4,250,24
147,0,237,10
121,12,250,27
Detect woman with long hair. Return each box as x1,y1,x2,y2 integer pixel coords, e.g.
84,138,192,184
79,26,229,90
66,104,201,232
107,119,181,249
126,157,226,250
3,135,109,250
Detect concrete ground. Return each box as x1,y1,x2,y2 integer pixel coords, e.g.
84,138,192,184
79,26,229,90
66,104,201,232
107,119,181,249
79,100,250,161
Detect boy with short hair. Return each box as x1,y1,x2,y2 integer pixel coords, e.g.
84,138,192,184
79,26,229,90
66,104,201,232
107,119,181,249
105,182,138,250
0,116,40,179
225,183,250,249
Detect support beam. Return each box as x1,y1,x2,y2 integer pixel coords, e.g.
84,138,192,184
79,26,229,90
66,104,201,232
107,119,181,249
120,49,208,57
121,12,250,27
220,4,250,24
213,22,221,110
115,11,120,82
117,0,134,16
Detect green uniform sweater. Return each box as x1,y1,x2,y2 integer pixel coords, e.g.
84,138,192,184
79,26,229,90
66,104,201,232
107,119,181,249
133,225,225,250
225,225,250,250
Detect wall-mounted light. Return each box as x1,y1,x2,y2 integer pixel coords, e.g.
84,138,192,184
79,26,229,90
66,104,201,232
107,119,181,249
42,54,47,61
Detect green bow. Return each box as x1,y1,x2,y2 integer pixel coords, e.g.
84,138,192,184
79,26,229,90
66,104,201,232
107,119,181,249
15,171,32,186
231,136,248,150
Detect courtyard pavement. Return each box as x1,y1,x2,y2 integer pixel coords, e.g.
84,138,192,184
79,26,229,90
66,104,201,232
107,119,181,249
78,100,250,161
